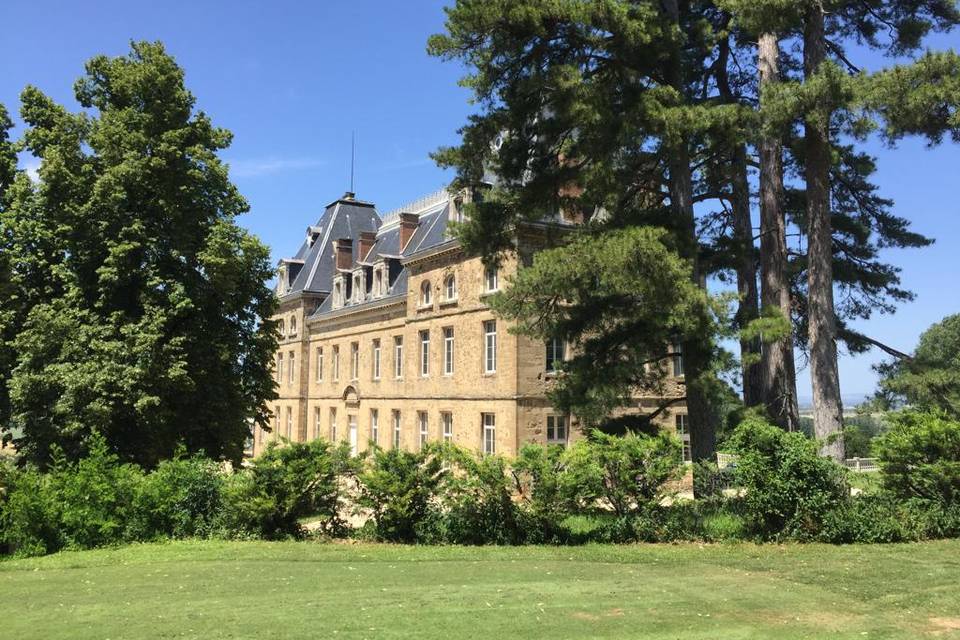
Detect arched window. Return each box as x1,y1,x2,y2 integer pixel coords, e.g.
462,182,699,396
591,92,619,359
420,280,432,306
444,274,457,300
290,316,297,336
278,319,285,336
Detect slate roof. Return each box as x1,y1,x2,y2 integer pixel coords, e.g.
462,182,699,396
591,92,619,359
277,189,457,320
282,195,381,296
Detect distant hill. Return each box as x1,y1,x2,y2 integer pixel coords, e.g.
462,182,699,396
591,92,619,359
798,393,871,413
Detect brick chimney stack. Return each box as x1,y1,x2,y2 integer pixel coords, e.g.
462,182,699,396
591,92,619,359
334,238,353,270
358,231,377,261
399,213,419,251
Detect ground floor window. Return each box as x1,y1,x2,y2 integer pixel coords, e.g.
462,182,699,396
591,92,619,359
370,409,379,445
676,414,691,462
442,412,453,443
392,410,401,449
546,415,568,445
482,413,496,455
418,411,429,450
329,408,337,442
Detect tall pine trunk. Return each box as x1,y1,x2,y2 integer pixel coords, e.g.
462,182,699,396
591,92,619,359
717,32,763,407
663,0,718,463
803,3,845,460
758,32,801,431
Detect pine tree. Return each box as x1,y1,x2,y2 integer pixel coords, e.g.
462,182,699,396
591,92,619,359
1,42,278,467
429,0,741,461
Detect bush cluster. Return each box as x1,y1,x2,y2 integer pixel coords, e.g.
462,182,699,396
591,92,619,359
2,412,959,557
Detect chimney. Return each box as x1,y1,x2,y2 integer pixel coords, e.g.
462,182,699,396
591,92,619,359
358,231,377,261
334,238,353,270
399,213,419,251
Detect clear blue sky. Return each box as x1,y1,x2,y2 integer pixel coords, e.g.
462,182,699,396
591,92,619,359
2,0,958,402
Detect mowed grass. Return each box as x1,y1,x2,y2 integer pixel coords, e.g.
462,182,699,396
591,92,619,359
2,540,960,639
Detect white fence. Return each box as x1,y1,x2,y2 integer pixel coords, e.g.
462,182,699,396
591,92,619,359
716,452,879,473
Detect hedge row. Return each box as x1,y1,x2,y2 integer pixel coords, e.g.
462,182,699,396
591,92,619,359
1,411,958,556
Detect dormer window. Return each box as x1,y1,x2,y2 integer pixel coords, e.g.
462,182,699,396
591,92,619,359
353,273,363,303
374,269,384,297
333,279,343,309
290,316,297,337
278,319,285,337
278,265,287,296
420,280,432,307
444,274,457,301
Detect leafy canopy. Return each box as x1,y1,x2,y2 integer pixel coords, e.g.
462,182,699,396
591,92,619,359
0,42,278,467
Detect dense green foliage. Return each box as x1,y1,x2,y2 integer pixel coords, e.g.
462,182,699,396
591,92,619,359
3,414,960,556
876,314,960,418
726,418,850,539
355,445,448,543
874,411,960,505
489,227,721,431
0,42,277,467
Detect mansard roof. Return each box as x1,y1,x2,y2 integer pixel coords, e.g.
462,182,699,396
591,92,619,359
281,193,381,297
276,187,458,319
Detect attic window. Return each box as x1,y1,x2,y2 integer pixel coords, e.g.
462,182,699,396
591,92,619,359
374,269,383,297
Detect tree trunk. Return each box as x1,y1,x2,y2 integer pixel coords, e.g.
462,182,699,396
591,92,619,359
803,3,845,460
716,30,763,408
732,139,763,407
758,32,801,431
663,0,718,464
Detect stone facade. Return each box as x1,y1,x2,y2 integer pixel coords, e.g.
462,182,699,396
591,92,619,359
253,189,688,459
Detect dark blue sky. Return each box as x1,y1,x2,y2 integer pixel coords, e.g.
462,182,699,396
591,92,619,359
2,0,958,400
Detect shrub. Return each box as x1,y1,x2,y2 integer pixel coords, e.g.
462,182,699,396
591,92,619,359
356,444,447,543
128,454,225,541
48,436,143,549
219,438,356,539
512,444,567,542
0,466,62,556
559,430,683,518
701,509,745,541
727,418,849,540
874,411,960,505
443,448,527,545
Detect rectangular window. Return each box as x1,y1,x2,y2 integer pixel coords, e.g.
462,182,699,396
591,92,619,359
482,413,496,455
372,339,381,380
676,414,691,463
350,342,359,380
285,406,292,439
442,412,453,443
392,410,401,449
420,330,430,377
314,407,321,440
370,409,379,446
316,347,324,382
277,353,284,383
484,266,498,292
418,411,428,450
329,408,337,442
288,351,296,383
483,321,497,374
332,345,340,381
672,343,684,377
546,415,569,444
545,338,564,373
394,336,403,379
443,327,454,375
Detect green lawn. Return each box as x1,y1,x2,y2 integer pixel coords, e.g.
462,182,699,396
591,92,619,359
2,540,959,639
